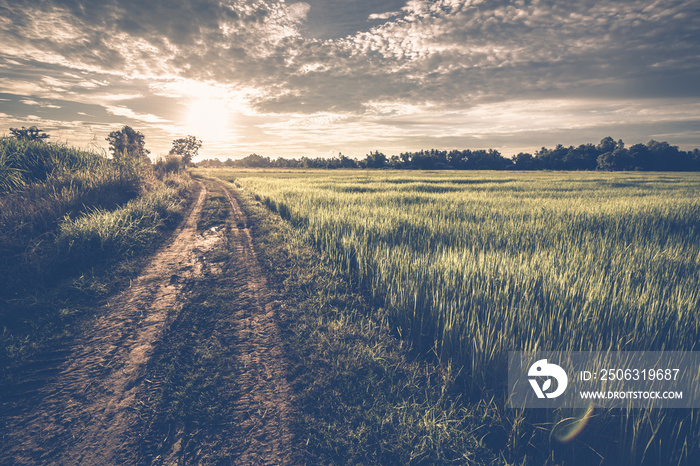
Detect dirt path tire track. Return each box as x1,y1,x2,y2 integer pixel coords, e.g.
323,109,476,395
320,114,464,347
213,179,296,465
1,179,298,465
131,179,298,465
0,182,209,465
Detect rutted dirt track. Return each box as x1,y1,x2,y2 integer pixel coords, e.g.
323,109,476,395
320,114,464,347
214,180,295,465
0,180,296,465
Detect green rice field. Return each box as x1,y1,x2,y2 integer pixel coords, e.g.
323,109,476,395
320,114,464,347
211,170,699,368
201,168,700,464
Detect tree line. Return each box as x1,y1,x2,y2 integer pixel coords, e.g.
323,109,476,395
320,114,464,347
10,127,699,171
197,137,700,171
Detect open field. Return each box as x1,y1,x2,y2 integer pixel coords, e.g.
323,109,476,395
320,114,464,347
4,151,700,464
199,168,700,465
203,170,700,369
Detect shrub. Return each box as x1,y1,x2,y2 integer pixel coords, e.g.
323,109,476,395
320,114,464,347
154,154,183,176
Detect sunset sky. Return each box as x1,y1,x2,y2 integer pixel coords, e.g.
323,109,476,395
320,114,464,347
1,0,699,161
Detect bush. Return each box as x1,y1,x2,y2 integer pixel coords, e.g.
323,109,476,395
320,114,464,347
154,154,183,176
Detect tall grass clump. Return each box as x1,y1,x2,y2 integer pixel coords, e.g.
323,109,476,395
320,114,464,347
0,137,105,193
57,172,191,265
0,140,152,297
0,135,192,301
204,168,700,465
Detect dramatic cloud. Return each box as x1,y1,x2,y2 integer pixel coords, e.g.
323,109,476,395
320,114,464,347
0,0,698,158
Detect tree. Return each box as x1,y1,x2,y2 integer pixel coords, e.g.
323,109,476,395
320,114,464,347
597,147,632,171
10,126,49,141
363,151,388,169
106,125,149,161
627,143,651,170
169,135,202,166
562,144,599,170
645,140,689,171
691,149,700,171
597,136,618,154
239,153,272,167
535,144,570,170
338,153,358,168
513,152,537,170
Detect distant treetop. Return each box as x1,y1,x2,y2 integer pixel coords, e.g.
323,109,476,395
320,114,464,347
10,126,49,141
169,135,202,167
106,125,150,161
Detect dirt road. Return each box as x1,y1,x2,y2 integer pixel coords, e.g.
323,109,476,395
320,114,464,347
0,180,296,465
215,180,295,465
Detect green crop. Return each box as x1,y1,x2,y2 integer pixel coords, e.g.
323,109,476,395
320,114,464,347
204,168,700,464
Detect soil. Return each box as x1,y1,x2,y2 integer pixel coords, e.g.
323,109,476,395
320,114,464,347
0,180,296,465
213,180,295,465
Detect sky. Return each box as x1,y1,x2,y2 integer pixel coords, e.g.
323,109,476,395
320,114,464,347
0,0,699,162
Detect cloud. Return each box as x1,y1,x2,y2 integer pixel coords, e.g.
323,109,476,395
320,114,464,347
104,105,170,125
368,11,401,20
2,0,698,112
250,96,700,157
1,0,699,157
20,98,61,108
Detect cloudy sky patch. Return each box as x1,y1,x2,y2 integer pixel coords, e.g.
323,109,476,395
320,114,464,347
0,0,698,160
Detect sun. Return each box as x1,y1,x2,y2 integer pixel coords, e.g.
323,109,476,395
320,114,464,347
185,98,230,142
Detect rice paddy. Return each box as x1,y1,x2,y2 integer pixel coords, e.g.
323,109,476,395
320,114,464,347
212,170,699,368
201,168,700,464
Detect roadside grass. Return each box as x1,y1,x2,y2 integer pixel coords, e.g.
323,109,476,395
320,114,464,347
225,177,504,465
0,137,105,193
0,142,194,389
56,172,192,267
0,160,145,298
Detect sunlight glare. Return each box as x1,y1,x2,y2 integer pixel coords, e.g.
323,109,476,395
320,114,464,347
186,98,230,142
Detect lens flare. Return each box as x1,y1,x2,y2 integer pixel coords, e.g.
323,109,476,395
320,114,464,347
552,403,595,443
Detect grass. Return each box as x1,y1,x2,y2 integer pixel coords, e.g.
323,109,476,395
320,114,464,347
217,176,504,464
0,143,152,298
0,174,193,381
132,177,505,464
197,168,700,465
57,172,191,264
4,155,697,463
0,137,106,193
0,138,194,388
